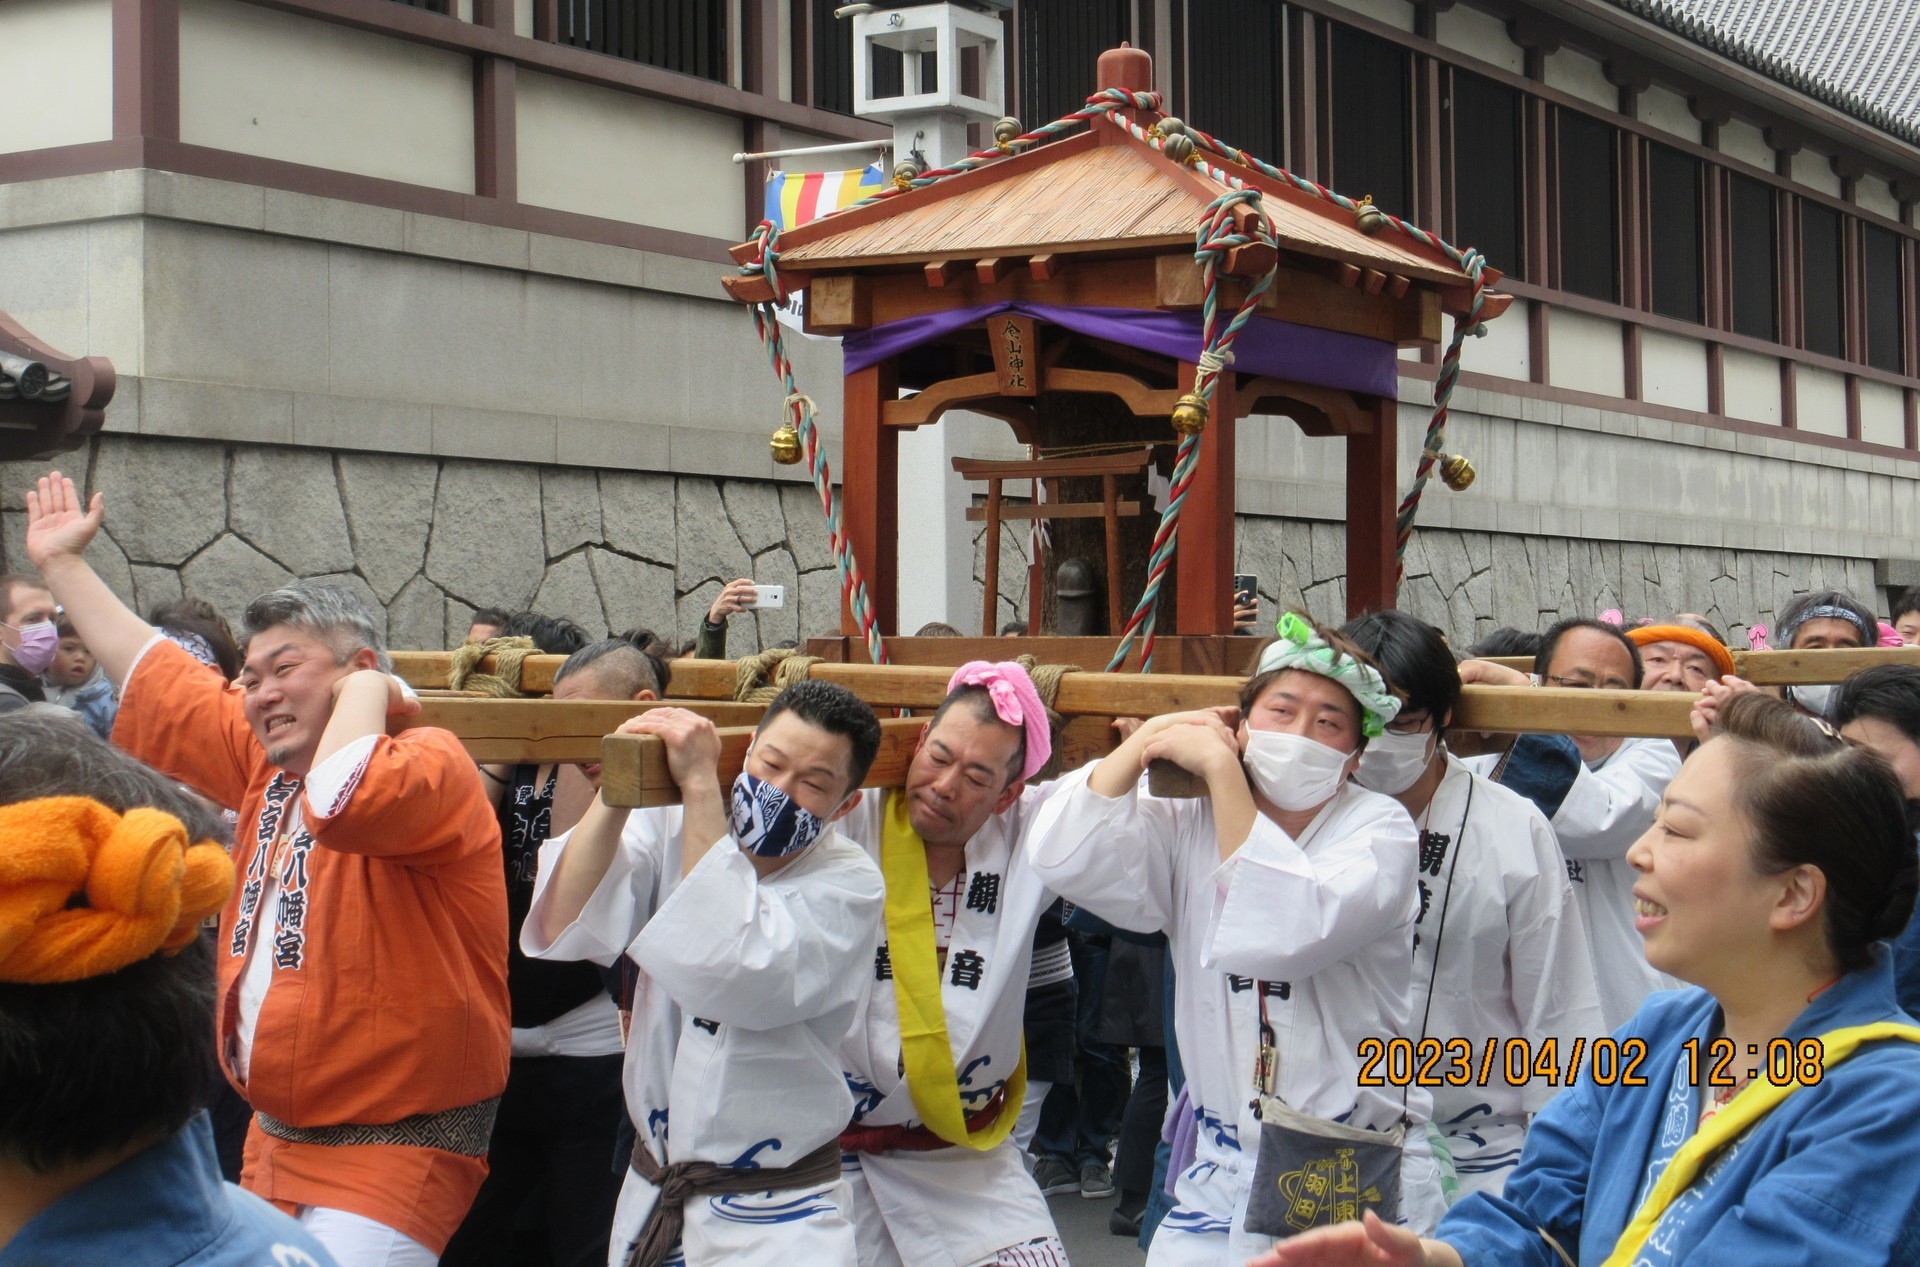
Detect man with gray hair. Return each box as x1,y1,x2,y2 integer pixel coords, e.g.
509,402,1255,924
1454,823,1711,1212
22,471,509,1267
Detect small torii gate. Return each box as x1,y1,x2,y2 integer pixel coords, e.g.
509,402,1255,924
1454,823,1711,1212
722,45,1504,641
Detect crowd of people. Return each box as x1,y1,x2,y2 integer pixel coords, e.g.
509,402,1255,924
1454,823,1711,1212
5,468,1920,1267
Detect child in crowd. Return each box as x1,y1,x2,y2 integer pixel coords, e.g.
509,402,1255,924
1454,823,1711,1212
41,617,115,738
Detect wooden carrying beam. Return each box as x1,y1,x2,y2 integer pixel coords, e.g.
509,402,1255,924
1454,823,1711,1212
1477,646,1920,685
391,698,765,762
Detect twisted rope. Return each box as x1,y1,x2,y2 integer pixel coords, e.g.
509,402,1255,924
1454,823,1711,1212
1012,654,1080,781
448,635,539,697
732,647,825,705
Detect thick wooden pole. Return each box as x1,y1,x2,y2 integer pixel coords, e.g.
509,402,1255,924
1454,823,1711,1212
1174,365,1237,634
1345,394,1398,617
841,362,899,635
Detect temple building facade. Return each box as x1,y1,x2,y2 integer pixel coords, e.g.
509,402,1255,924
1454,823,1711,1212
0,0,1915,648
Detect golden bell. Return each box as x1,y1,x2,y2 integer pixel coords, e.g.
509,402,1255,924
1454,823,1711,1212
892,160,921,190
1162,132,1196,163
770,422,802,465
1155,117,1186,140
1171,393,1209,436
993,116,1022,147
1354,196,1389,235
1439,452,1476,491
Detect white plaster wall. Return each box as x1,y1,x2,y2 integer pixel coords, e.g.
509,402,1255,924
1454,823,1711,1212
517,71,744,236
1435,4,1523,75
1717,118,1774,171
1544,48,1616,111
1789,147,1841,197
178,0,475,193
1795,365,1848,436
1330,0,1416,33
1860,381,1905,448
1463,297,1530,381
1636,85,1698,144
0,0,114,156
1641,329,1708,412
1546,308,1625,397
514,0,534,38
1857,174,1900,220
1722,348,1780,425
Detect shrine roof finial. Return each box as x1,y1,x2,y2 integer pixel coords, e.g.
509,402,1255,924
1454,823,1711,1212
1097,44,1153,94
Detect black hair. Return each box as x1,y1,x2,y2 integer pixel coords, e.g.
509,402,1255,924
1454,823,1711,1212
1533,618,1644,688
927,686,1028,785
1465,627,1542,660
999,621,1028,636
914,621,964,638
1893,587,1920,625
1833,665,1920,745
1776,590,1877,649
0,573,48,625
1238,613,1390,750
1716,692,1918,971
0,710,231,1172
1341,610,1459,731
758,680,883,794
612,628,675,695
470,607,513,629
148,597,243,680
495,611,589,657
554,639,664,699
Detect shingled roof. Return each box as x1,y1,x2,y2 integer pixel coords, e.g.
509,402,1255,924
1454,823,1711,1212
1609,0,1920,146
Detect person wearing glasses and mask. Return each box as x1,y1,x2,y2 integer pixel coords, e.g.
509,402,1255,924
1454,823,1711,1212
1460,618,1683,1030
1028,612,1447,1265
1342,611,1605,1200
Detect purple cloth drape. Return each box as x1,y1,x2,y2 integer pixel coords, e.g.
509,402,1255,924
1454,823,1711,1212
842,301,1398,398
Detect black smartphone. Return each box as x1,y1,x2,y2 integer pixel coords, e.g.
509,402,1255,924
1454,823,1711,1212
1233,573,1257,606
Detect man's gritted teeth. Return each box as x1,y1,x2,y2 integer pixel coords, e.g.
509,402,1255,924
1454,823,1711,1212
264,714,298,737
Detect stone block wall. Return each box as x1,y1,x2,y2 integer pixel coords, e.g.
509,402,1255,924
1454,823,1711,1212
0,435,856,654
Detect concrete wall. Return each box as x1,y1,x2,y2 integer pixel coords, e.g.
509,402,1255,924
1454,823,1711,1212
0,0,114,157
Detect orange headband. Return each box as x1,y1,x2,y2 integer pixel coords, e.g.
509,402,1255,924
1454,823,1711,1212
1627,625,1738,681
0,796,234,985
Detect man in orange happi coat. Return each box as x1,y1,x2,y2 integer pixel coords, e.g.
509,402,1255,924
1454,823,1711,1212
24,472,509,1267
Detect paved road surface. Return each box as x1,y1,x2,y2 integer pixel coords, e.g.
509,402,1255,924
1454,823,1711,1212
1050,1188,1149,1267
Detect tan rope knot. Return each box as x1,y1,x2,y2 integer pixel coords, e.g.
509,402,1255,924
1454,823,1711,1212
449,635,540,698
733,648,824,705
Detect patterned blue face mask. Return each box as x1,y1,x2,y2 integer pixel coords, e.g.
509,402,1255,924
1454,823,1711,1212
728,769,831,858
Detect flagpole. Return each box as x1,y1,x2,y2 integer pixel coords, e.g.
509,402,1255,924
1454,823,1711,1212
733,139,892,164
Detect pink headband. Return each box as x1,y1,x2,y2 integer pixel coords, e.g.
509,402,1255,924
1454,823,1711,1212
945,661,1053,783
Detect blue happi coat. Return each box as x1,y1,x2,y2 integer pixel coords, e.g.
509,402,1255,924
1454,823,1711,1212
1438,948,1920,1265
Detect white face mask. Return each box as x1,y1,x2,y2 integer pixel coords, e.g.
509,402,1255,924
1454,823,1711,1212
1243,729,1353,811
1354,728,1437,796
1789,684,1836,718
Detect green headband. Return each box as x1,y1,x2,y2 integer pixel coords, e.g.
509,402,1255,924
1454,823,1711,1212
1254,613,1401,739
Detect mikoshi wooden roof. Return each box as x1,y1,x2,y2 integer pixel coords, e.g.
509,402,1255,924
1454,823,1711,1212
724,91,1507,324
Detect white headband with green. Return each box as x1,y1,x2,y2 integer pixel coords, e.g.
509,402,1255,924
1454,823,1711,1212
1254,612,1402,739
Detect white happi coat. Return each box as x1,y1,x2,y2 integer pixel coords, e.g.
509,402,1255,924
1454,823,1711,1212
1488,736,1683,1031
1028,768,1447,1266
1408,755,1607,1197
523,808,885,1267
833,786,1065,1267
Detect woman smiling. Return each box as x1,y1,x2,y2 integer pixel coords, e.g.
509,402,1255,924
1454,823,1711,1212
1253,692,1920,1267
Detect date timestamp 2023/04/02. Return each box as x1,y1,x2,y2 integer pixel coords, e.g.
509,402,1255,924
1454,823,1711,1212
1354,1036,1829,1089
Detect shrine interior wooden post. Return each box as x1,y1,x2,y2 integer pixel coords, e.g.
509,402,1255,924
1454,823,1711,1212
840,360,899,635
1173,362,1238,635
1345,392,1399,616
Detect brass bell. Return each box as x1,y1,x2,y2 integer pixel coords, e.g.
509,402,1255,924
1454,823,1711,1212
1162,132,1196,164
993,116,1022,148
1171,393,1209,436
1354,196,1389,235
1154,117,1186,140
1438,452,1476,491
892,160,921,190
770,421,802,465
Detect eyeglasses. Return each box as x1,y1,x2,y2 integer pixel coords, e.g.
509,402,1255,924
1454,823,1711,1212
1544,674,1632,691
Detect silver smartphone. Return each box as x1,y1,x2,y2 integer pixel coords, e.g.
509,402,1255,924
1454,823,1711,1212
746,584,786,609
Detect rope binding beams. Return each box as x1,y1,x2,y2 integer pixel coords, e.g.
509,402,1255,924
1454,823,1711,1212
733,82,1492,671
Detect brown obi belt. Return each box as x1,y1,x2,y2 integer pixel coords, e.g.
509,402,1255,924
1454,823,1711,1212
253,1097,500,1157
625,1135,843,1267
836,1088,1006,1154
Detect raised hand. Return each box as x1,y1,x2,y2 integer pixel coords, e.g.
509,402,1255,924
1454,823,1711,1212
707,577,758,625
23,472,104,569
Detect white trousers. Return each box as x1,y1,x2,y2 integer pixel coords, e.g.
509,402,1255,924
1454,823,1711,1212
298,1207,438,1267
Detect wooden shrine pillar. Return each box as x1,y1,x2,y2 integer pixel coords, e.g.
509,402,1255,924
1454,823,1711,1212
1173,364,1238,634
1345,393,1398,617
840,361,899,635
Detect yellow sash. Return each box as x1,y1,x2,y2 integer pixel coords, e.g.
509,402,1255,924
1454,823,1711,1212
879,790,1026,1150
1601,1021,1920,1267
